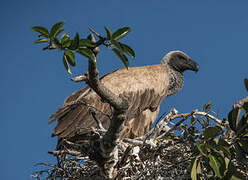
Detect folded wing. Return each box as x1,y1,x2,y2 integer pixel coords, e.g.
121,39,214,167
49,65,170,140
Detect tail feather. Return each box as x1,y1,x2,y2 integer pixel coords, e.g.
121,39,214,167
49,106,70,124
53,105,85,136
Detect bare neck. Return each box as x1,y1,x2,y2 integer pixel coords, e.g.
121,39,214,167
166,68,184,96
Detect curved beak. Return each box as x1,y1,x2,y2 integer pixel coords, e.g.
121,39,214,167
189,58,199,72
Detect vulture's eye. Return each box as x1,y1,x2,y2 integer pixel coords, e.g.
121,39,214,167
178,55,185,60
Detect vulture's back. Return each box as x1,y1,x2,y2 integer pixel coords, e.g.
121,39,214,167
50,64,170,140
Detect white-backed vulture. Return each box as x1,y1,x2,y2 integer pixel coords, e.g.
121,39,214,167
49,50,199,142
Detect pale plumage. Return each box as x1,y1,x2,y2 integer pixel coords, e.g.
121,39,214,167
49,50,199,142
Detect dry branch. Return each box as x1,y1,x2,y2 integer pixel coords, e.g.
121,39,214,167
71,75,88,82
33,106,248,179
234,96,248,109
74,32,129,179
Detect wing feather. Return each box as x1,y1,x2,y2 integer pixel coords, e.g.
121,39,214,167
50,64,170,139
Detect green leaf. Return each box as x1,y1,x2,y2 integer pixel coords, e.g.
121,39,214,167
208,152,225,178
51,37,61,49
31,26,49,38
61,33,69,42
243,132,248,137
50,22,64,38
64,50,75,66
54,29,64,38
119,43,135,59
228,108,239,132
79,39,96,48
203,100,212,111
104,26,112,40
63,55,72,74
34,39,49,44
191,157,198,180
217,138,231,156
203,127,221,140
196,143,208,157
76,49,96,63
224,157,230,170
206,175,215,180
244,78,248,92
61,33,71,48
191,156,201,180
111,40,122,51
69,32,80,50
112,48,129,69
112,27,131,41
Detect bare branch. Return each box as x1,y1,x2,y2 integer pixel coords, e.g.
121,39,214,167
48,150,81,156
123,138,143,146
157,113,192,140
87,51,128,110
234,96,248,109
42,44,57,50
71,75,88,82
194,110,223,124
90,110,106,132
66,33,129,178
89,28,101,38
150,109,223,140
144,108,178,140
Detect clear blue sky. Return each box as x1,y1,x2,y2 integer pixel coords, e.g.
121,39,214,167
1,1,248,179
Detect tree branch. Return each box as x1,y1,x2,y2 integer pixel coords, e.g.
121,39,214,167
234,96,248,109
87,50,128,111
145,109,223,141
71,75,88,82
81,32,129,178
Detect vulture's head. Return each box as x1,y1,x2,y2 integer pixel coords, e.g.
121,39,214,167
161,50,199,73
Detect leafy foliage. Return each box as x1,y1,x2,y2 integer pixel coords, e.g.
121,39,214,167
76,49,96,63
31,26,49,38
49,22,64,39
33,96,248,179
189,82,248,179
112,27,131,41
31,22,135,74
112,48,129,69
69,32,80,50
34,39,49,44
104,26,112,40
31,23,248,179
64,50,75,66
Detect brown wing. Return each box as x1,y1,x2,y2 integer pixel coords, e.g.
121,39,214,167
49,64,170,140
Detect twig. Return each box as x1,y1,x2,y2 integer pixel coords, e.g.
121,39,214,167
42,44,57,50
157,109,223,139
123,138,143,146
233,96,248,109
143,108,177,141
81,34,129,179
90,110,106,132
89,28,101,38
71,75,88,82
35,162,63,171
193,111,223,124
48,150,81,156
116,146,132,169
88,28,108,47
158,115,190,140
233,96,248,128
